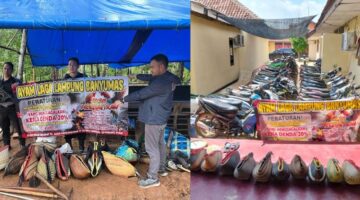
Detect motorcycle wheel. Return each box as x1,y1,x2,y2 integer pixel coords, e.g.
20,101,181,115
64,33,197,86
195,113,223,138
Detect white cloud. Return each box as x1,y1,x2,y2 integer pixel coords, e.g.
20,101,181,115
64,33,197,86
239,0,327,22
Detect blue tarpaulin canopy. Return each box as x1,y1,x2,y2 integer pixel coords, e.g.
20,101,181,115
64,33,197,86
0,0,190,68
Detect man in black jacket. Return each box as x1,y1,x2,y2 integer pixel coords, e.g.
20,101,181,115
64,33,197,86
124,54,180,188
63,57,87,151
0,62,25,149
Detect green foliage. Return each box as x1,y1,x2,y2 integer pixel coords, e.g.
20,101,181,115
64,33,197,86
0,29,189,85
290,37,308,57
0,29,54,82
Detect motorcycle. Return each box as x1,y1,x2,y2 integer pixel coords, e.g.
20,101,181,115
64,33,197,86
193,58,298,138
298,64,358,101
194,96,240,138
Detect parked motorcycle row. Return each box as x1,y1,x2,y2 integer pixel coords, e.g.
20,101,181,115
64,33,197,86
298,64,360,101
194,58,298,138
193,56,360,138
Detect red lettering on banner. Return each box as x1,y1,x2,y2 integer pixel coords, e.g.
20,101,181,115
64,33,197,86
25,114,69,123
257,99,360,142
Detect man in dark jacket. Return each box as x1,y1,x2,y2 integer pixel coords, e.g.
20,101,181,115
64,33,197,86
0,62,25,149
63,57,87,151
124,54,180,188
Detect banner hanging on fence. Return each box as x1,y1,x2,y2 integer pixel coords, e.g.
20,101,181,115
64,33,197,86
16,76,128,137
256,99,360,142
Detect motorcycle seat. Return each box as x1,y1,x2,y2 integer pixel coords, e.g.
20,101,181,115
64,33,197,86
301,83,327,89
217,97,243,108
201,98,238,116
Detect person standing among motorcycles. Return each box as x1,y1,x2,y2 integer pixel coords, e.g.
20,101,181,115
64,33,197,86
0,62,26,149
124,54,180,188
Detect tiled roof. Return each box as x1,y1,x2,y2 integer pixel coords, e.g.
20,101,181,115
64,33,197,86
192,0,258,19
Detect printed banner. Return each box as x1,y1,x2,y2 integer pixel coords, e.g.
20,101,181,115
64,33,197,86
256,99,360,142
16,77,128,137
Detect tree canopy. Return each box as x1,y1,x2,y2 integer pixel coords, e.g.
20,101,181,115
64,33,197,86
290,37,308,58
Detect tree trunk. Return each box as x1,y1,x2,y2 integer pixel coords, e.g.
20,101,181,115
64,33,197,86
91,64,93,77
32,68,35,82
102,64,107,76
179,62,184,82
96,64,100,77
17,29,27,82
52,67,59,81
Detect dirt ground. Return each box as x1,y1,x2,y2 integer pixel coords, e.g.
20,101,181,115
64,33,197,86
0,139,190,200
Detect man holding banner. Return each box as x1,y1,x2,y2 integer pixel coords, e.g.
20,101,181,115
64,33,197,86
124,54,180,189
0,62,25,149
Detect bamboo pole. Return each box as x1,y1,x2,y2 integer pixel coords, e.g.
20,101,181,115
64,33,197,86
0,192,34,200
3,186,53,193
17,29,27,82
35,172,69,200
0,188,58,199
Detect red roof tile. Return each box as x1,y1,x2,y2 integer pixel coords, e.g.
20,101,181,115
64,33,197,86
193,0,258,19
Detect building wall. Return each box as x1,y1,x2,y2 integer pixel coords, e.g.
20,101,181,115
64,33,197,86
319,36,324,59
268,41,275,53
191,14,241,95
238,32,269,84
268,39,292,54
321,33,350,74
308,38,319,61
191,14,268,95
344,15,360,85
